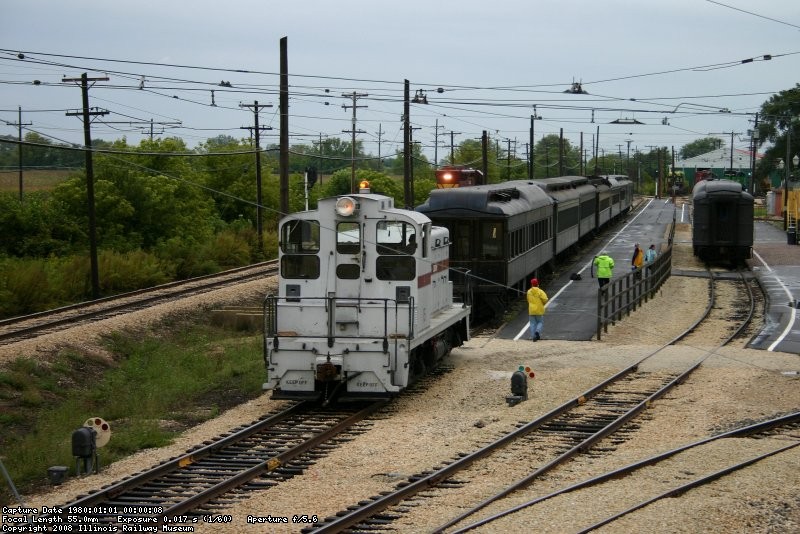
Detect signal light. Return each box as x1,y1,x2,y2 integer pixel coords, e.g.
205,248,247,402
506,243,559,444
306,167,318,189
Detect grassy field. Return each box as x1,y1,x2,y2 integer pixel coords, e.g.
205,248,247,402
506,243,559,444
0,313,265,504
0,169,75,192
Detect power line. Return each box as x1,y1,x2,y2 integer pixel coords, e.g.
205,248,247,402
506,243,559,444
706,0,800,30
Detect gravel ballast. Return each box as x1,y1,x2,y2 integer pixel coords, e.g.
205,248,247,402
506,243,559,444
2,237,799,533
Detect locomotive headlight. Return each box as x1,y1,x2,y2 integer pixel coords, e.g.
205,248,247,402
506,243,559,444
335,196,358,217
441,172,453,182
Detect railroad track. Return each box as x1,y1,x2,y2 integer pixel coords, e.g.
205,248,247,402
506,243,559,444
302,266,763,533
44,400,386,529
676,268,757,348
459,412,800,534
0,261,277,345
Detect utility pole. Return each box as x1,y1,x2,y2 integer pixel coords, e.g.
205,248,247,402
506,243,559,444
376,123,383,171
625,139,633,175
433,119,445,167
279,37,289,218
708,131,742,175
784,121,791,231
750,113,759,194
447,130,461,165
544,140,551,177
580,132,584,176
481,131,488,183
143,118,182,141
403,81,411,208
529,120,534,179
409,126,421,203
100,119,182,141
240,101,273,253
529,107,542,179
594,126,601,174
63,73,109,300
506,138,513,180
3,106,31,201
342,91,368,193
646,145,660,194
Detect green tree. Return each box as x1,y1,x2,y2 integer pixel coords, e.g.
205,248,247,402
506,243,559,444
52,138,222,251
0,192,82,257
679,137,722,159
533,135,581,178
194,136,260,224
755,84,800,177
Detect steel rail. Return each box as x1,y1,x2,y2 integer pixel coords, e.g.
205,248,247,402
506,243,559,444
451,411,800,533
722,269,756,344
666,266,715,344
576,440,800,533
438,267,758,532
48,400,385,527
311,263,755,533
158,400,387,518
54,401,308,510
431,360,705,532
442,267,759,532
0,261,275,327
0,261,276,342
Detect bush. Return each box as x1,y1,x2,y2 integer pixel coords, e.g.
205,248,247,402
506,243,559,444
155,237,220,279
0,258,54,316
201,229,252,269
98,250,171,294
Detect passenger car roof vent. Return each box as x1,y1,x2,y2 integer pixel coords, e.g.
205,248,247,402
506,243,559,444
489,188,520,202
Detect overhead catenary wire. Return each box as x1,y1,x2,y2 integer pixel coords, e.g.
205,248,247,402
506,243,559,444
1,47,795,160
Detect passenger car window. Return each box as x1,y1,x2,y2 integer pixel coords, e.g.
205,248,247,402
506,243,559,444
481,222,503,259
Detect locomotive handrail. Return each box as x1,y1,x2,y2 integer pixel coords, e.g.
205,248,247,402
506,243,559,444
263,294,415,348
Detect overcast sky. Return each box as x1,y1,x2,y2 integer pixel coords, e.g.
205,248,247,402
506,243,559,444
2,0,799,166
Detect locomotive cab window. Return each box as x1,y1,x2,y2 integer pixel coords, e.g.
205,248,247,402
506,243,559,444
281,255,320,279
377,220,417,255
375,220,417,280
280,219,320,279
280,220,319,253
337,222,361,254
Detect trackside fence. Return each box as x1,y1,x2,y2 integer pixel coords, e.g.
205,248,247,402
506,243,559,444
596,218,676,340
